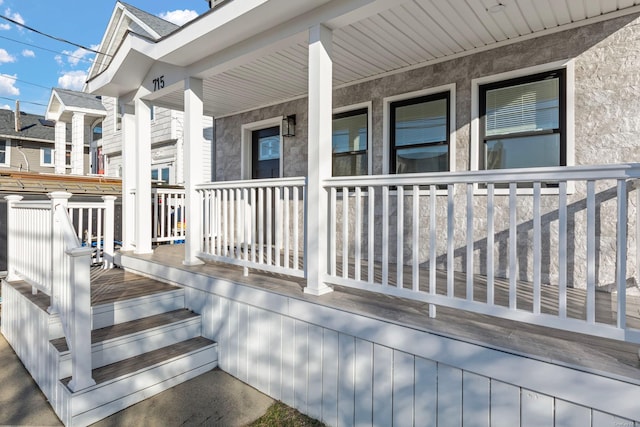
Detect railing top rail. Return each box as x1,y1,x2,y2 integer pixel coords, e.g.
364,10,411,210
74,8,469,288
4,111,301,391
67,201,107,209
196,176,307,190
324,163,640,188
11,201,52,209
152,188,186,195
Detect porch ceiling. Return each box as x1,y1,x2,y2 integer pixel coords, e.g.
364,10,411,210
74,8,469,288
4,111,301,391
150,0,640,118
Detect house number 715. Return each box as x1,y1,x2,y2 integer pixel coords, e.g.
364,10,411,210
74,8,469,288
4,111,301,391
153,76,165,91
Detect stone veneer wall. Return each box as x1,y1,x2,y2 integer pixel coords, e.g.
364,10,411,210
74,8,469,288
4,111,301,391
214,13,640,288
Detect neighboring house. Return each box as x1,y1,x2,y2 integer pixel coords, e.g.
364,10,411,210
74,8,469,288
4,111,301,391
0,107,87,174
5,1,640,426
46,1,214,185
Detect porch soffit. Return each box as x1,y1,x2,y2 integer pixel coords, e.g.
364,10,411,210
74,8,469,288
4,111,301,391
107,0,640,118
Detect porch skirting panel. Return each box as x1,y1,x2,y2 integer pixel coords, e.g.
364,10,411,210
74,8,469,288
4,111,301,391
120,254,640,426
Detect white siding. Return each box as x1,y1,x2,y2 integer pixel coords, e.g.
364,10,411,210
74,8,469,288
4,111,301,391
117,255,640,427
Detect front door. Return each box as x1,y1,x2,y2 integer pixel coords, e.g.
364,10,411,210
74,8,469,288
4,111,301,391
252,126,281,179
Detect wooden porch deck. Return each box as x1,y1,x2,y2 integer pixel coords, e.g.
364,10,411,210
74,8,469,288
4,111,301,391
7,268,179,313
131,244,640,383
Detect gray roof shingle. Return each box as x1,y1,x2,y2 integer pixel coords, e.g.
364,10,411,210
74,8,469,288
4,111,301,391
0,109,57,142
53,88,106,111
119,2,180,38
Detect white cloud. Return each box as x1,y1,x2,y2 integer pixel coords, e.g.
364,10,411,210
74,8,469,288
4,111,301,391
0,73,19,96
158,9,198,26
1,104,11,110
6,9,24,25
22,49,35,58
0,23,9,31
58,70,87,90
0,48,15,63
54,54,63,66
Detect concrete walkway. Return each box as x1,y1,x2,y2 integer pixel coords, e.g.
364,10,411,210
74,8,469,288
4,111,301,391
0,332,274,426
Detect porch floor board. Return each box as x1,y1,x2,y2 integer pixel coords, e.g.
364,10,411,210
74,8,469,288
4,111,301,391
5,268,180,314
130,244,640,383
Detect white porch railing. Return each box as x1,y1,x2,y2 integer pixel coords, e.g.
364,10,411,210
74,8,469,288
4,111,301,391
152,187,186,243
68,196,117,268
5,192,98,391
324,164,640,344
196,177,306,277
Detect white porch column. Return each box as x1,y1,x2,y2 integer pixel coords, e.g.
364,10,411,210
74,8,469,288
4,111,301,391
305,24,333,295
183,77,205,266
54,120,66,174
134,98,152,254
71,113,85,175
121,104,136,252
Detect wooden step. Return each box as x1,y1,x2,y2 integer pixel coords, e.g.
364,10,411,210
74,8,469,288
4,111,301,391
57,337,218,427
52,309,202,376
91,288,185,329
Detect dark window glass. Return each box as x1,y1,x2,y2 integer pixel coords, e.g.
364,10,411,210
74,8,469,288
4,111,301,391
390,93,450,174
332,108,368,176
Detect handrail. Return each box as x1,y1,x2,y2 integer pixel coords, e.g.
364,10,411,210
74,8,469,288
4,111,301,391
197,176,306,190
52,203,96,392
324,163,640,187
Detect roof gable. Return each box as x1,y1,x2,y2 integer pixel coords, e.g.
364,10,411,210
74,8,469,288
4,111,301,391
87,1,178,82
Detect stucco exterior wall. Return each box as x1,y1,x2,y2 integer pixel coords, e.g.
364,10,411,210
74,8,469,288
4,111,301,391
213,13,640,289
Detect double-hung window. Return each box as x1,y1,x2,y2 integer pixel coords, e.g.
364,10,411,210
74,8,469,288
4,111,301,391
390,92,450,174
41,147,54,166
332,108,368,176
480,69,565,170
0,139,8,166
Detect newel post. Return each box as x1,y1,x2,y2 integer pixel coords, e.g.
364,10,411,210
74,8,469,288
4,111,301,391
102,195,116,269
4,195,23,282
66,244,96,392
48,191,72,312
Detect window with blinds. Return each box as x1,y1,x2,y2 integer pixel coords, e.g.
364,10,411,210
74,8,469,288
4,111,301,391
480,70,565,170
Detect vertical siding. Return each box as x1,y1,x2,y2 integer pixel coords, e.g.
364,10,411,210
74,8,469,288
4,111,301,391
415,356,437,426
372,344,393,426
182,289,640,427
322,329,339,426
462,372,490,427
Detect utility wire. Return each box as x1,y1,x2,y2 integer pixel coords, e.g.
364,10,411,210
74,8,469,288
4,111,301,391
0,14,111,57
0,96,48,107
0,34,97,65
0,73,51,90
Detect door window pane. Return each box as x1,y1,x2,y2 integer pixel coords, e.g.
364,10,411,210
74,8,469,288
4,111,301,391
258,136,280,161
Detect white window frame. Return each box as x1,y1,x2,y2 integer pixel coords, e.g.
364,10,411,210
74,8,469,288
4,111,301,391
332,101,372,176
470,59,575,195
0,139,10,167
240,116,283,180
114,97,122,132
40,146,54,167
382,83,457,175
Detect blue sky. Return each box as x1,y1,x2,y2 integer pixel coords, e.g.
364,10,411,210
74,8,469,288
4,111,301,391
0,0,210,115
